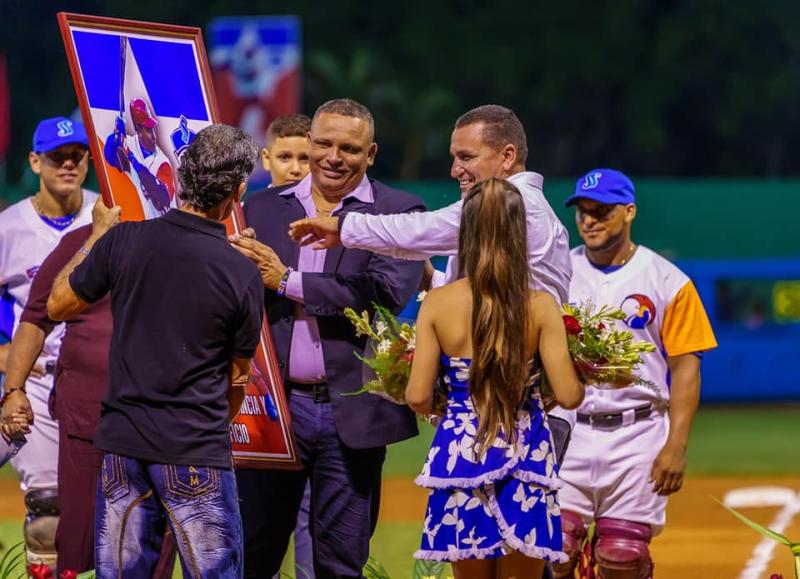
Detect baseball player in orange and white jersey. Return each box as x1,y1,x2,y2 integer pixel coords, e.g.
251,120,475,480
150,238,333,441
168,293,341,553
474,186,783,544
553,169,717,579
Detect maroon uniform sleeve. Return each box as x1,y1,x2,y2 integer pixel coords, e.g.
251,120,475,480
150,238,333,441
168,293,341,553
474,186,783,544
20,225,93,334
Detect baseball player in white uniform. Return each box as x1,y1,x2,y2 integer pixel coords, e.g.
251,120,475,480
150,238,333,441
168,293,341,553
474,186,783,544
0,117,98,575
104,98,176,220
553,169,717,578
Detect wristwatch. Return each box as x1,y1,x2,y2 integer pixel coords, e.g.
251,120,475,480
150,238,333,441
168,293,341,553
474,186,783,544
276,267,294,297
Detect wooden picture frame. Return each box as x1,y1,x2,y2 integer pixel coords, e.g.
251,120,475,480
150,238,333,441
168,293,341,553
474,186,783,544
57,12,300,470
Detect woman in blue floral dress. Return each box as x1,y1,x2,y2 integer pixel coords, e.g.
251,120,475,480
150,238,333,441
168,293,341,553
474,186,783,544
406,179,585,579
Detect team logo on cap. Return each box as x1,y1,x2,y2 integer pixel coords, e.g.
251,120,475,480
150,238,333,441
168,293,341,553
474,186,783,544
620,294,656,329
56,120,74,137
170,115,197,159
582,172,602,190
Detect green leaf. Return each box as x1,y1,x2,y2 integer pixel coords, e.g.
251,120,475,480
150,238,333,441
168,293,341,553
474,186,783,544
76,572,97,579
0,543,25,579
412,559,449,578
363,555,392,579
714,497,793,546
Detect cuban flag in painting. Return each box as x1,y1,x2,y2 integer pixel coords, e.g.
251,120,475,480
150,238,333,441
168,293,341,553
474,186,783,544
69,28,210,221
209,17,301,147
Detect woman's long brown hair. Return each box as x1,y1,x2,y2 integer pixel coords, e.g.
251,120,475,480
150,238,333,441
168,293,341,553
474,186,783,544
459,178,530,456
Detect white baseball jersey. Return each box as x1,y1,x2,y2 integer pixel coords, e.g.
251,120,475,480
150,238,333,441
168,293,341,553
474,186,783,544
568,244,717,415
559,244,717,530
0,190,99,363
129,136,177,220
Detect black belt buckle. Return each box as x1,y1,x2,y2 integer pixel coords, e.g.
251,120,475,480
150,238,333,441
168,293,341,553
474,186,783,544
589,412,619,429
579,404,653,430
311,383,329,404
288,380,330,404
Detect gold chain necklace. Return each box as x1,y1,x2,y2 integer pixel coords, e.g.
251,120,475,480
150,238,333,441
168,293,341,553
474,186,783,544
618,243,637,266
33,192,82,219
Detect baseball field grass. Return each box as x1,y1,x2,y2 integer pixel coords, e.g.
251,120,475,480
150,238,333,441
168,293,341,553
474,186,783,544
2,403,799,578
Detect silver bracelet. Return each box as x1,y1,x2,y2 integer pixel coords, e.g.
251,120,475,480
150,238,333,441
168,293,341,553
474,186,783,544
77,246,90,257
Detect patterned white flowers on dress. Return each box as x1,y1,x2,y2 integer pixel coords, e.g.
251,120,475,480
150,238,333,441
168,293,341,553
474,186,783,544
524,527,538,546
420,446,440,479
422,508,442,548
512,483,541,513
462,526,488,552
545,492,560,539
529,440,550,462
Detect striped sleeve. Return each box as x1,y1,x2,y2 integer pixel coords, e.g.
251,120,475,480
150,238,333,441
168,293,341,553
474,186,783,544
661,280,718,357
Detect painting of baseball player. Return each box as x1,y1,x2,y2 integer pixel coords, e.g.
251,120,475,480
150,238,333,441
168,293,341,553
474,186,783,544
552,169,718,578
103,97,176,219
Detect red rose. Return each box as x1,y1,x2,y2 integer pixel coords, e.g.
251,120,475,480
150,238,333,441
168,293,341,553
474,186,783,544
597,322,605,331
29,563,53,579
563,315,582,335
402,351,414,364
60,571,79,579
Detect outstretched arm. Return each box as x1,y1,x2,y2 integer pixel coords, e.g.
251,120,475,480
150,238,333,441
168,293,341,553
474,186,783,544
290,200,462,261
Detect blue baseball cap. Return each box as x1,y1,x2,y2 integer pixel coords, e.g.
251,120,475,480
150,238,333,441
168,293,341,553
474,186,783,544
32,117,89,154
565,168,636,207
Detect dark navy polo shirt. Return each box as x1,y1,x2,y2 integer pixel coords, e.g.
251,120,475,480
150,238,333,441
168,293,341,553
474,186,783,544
69,209,264,468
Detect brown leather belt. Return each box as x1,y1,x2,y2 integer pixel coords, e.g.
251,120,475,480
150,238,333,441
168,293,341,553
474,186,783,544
577,404,654,429
286,380,330,403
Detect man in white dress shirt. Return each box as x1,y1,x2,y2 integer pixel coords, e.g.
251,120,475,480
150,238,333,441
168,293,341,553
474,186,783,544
289,104,571,302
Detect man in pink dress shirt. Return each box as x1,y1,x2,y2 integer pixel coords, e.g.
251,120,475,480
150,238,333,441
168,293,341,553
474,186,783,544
232,99,425,578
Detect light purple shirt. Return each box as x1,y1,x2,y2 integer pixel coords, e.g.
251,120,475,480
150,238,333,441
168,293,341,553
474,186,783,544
281,174,374,383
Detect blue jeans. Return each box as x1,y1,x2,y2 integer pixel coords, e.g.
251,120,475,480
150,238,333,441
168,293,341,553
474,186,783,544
95,453,243,579
238,391,385,579
295,482,315,578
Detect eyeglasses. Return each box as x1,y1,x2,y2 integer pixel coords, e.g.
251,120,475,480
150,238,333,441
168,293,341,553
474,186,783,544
42,148,89,166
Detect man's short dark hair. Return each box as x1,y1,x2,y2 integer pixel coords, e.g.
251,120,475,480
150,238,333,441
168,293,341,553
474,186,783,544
177,124,259,212
266,113,312,147
312,99,374,140
455,105,528,166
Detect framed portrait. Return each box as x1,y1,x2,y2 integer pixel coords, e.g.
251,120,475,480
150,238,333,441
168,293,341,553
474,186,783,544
57,12,300,470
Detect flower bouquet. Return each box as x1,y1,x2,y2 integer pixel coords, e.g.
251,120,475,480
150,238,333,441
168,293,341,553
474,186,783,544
343,301,447,415
556,301,657,388
343,299,657,416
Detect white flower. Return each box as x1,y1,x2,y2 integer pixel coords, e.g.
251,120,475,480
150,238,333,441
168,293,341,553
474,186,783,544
422,509,442,548
420,446,441,479
530,440,549,462
417,291,428,302
524,527,538,545
463,526,487,550
512,484,539,513
375,320,388,336
376,339,392,354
